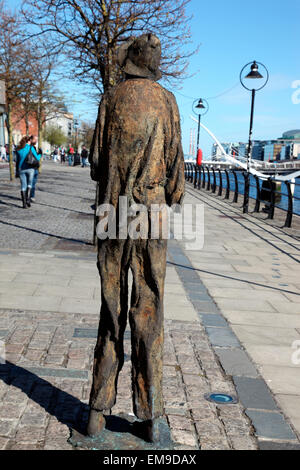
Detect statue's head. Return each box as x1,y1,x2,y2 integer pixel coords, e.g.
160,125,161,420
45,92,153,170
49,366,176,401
117,33,162,81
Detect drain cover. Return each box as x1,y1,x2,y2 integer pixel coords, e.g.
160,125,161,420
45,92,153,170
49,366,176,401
205,393,238,404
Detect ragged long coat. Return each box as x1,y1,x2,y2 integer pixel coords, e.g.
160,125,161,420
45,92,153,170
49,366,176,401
89,78,185,210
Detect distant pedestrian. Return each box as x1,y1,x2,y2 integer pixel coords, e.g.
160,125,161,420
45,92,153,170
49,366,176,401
53,148,59,162
5,144,9,161
68,144,74,166
0,145,6,161
81,146,88,167
30,148,42,202
16,135,41,209
61,147,66,164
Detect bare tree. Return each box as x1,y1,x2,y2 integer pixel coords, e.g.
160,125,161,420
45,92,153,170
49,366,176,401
0,2,31,180
30,53,67,150
80,121,96,149
22,0,196,93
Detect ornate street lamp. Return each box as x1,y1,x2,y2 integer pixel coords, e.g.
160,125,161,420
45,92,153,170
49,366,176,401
240,61,269,213
192,98,209,165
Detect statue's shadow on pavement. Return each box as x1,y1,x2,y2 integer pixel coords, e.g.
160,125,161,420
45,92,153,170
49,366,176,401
0,362,173,450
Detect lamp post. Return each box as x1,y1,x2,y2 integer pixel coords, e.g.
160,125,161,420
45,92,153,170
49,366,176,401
240,61,269,213
192,98,209,165
74,119,79,151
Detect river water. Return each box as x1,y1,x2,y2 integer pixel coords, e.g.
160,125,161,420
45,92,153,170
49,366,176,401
203,171,300,216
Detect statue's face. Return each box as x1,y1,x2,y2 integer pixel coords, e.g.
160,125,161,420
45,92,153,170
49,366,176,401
128,34,161,75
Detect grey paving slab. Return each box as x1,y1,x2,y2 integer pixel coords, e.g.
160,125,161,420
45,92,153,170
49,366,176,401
258,440,300,450
206,327,241,348
189,300,219,314
246,410,297,440
233,377,278,411
200,314,228,328
73,328,98,338
0,330,8,339
187,290,212,302
215,348,258,378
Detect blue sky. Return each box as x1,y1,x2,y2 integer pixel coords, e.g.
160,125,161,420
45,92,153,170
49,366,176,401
178,0,300,155
10,0,300,156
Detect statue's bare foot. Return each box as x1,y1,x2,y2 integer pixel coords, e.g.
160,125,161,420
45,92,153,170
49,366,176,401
132,419,160,443
86,410,106,437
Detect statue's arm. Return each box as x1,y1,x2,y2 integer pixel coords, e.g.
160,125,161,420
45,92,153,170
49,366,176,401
165,93,185,207
89,94,107,181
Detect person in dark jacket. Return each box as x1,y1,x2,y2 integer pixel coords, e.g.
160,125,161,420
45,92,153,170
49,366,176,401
30,148,42,202
16,135,41,208
81,146,88,167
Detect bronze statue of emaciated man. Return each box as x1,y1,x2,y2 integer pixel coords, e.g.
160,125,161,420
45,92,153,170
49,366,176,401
88,33,185,443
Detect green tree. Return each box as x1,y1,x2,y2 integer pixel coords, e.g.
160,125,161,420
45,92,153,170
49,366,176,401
44,126,67,149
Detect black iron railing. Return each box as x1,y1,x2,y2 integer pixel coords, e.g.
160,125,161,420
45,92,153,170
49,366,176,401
184,163,300,228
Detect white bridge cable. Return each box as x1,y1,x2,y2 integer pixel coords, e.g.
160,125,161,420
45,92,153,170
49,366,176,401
189,115,300,183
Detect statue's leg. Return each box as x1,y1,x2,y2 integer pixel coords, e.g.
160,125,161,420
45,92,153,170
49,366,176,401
87,239,130,436
129,239,167,442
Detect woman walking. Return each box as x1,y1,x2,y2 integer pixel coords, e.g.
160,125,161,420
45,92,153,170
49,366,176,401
16,135,41,209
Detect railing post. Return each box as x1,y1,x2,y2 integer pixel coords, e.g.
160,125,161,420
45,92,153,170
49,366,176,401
267,177,275,220
206,167,211,191
212,168,216,193
225,169,230,199
191,164,195,183
218,169,223,197
193,165,198,188
191,163,195,183
242,172,250,214
184,163,188,180
202,166,206,188
254,176,261,213
197,165,202,190
233,170,239,203
284,181,293,228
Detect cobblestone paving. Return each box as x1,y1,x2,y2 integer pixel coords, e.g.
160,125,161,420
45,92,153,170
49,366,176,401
0,163,95,250
0,309,257,450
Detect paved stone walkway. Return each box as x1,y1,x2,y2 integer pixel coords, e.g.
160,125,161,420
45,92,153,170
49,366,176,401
182,181,300,449
0,162,299,450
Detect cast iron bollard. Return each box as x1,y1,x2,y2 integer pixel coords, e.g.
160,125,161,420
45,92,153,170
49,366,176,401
225,169,230,200
242,172,250,214
218,169,223,197
206,166,211,191
254,175,261,213
267,177,275,220
284,181,293,228
211,168,216,194
233,170,239,203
